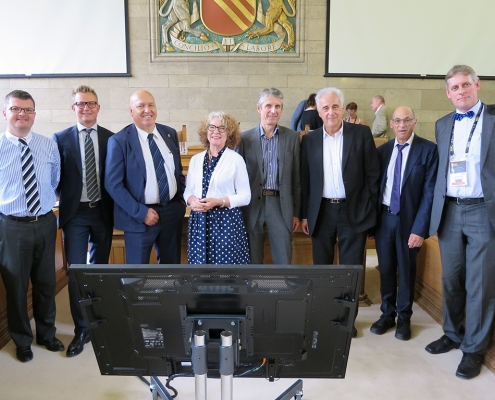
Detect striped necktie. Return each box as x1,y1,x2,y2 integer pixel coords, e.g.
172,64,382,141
389,143,409,214
19,138,41,215
84,128,99,202
148,133,170,205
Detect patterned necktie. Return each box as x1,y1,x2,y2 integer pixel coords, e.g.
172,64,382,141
389,143,409,215
19,138,41,215
84,129,99,202
453,111,475,121
148,133,170,205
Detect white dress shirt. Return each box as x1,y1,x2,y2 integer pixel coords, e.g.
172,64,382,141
322,124,346,199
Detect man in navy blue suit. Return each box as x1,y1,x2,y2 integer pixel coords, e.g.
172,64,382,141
370,106,438,341
105,90,186,264
53,85,114,357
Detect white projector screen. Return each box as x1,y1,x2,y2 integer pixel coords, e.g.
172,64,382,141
325,0,495,79
0,0,130,77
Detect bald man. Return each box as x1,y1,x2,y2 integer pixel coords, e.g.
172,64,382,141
371,106,437,341
105,91,186,263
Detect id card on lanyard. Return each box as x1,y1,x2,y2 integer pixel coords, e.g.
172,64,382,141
448,104,483,187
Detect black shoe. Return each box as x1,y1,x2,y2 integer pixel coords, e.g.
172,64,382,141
16,346,33,363
36,337,65,352
395,318,411,341
456,352,483,379
370,315,396,335
66,332,91,357
351,326,358,338
425,335,460,354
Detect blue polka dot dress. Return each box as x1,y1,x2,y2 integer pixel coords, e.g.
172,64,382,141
187,147,250,264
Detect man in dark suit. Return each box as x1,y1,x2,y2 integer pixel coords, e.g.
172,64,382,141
238,88,300,264
426,65,495,379
105,90,186,264
301,87,380,336
370,106,438,341
52,85,114,357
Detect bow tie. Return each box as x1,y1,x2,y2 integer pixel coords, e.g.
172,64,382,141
453,111,475,121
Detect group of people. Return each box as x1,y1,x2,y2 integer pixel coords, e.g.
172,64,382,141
0,64,494,381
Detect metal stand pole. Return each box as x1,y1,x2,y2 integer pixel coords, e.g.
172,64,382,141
219,331,234,400
192,330,208,400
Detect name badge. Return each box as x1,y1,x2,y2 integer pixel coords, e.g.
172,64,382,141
449,160,468,187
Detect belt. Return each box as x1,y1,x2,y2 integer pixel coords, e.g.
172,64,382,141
446,196,484,205
80,201,100,208
323,198,346,204
0,212,49,222
262,189,280,196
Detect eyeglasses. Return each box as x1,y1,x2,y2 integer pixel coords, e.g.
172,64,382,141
9,106,35,114
73,101,98,109
207,124,226,133
391,118,415,125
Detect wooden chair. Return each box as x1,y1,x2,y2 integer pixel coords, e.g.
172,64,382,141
374,137,388,147
299,124,310,141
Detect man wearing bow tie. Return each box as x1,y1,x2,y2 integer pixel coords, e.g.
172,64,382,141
426,65,495,379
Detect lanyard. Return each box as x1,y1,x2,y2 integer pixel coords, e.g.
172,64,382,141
449,103,483,159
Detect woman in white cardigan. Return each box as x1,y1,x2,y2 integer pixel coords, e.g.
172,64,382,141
184,111,251,264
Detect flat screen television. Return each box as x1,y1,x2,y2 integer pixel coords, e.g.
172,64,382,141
69,264,362,381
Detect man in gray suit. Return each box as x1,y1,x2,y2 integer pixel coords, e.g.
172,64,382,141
425,65,495,380
238,88,301,264
371,95,387,137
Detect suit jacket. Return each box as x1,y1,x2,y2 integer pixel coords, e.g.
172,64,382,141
372,105,388,138
53,125,114,229
104,123,185,233
301,122,380,235
429,104,495,235
237,125,301,232
377,134,438,240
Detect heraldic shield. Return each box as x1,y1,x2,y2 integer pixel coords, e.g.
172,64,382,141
201,0,256,36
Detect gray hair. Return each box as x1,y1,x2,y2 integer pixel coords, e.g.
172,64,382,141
258,88,284,107
4,90,35,110
373,95,385,104
315,87,345,111
445,65,478,89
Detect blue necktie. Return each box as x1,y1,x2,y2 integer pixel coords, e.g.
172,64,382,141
453,111,475,121
148,133,170,205
389,143,409,215
19,138,41,215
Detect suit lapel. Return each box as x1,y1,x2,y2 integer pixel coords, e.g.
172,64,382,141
68,125,83,177
481,108,495,170
128,125,147,180
342,122,353,171
96,125,107,177
277,126,286,182
253,126,264,177
402,135,422,187
380,141,394,197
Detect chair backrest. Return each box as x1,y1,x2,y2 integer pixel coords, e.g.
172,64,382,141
299,124,310,142
176,124,187,142
374,137,388,147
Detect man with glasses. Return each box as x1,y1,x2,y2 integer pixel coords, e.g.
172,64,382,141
105,90,186,264
0,90,62,362
426,65,495,379
52,85,114,357
237,88,301,264
370,106,437,341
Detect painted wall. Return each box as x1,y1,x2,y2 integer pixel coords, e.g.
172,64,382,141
1,0,494,142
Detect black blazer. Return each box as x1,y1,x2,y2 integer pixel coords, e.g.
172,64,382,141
377,134,438,240
301,122,380,235
53,125,114,230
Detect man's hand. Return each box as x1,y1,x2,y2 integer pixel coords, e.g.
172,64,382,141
408,233,424,248
301,219,309,235
292,217,300,232
144,208,159,226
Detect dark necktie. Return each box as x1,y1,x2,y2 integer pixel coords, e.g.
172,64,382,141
84,129,99,202
148,133,170,205
453,111,475,121
389,143,409,215
19,138,41,215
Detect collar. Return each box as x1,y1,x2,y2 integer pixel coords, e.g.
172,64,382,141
135,124,159,141
455,100,481,115
259,124,279,138
322,123,343,139
77,122,98,133
375,104,383,114
5,129,33,146
394,132,415,147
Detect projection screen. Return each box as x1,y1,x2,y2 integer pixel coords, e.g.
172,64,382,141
325,0,495,79
0,0,130,78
